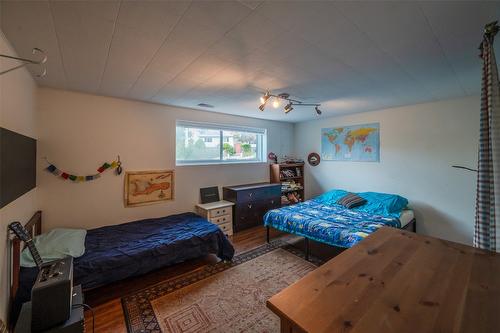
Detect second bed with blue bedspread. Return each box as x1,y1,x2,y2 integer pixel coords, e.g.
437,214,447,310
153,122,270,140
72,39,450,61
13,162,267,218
264,199,402,248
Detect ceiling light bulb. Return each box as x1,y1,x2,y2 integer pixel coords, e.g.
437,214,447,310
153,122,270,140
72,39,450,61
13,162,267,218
273,98,280,108
315,106,322,115
260,96,266,104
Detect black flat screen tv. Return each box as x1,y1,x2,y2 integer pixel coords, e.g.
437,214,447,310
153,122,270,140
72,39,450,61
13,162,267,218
0,127,37,208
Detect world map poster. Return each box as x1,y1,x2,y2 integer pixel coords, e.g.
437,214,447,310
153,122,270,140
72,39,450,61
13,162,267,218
321,123,380,162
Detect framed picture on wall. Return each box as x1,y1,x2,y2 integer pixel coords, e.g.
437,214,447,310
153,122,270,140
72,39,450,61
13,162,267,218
124,170,174,207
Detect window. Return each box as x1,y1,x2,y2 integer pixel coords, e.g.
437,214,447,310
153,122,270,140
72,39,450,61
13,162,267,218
176,121,267,165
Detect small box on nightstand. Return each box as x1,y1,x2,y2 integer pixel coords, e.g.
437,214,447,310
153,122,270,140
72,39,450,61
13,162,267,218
196,200,235,236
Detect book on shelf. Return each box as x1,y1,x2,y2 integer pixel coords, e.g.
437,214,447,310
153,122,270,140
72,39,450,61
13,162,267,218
281,180,303,192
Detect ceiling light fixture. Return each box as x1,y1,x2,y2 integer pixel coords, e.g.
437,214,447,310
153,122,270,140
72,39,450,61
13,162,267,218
258,90,322,116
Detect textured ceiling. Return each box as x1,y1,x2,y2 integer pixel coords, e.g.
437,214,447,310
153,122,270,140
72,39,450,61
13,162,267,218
1,1,499,122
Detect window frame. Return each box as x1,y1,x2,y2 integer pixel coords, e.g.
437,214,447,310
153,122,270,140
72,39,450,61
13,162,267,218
175,120,267,166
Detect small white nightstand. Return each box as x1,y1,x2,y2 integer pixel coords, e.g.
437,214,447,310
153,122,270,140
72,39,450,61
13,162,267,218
195,200,235,236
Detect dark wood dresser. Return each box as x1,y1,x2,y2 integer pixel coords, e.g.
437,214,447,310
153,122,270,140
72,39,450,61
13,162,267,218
223,183,281,232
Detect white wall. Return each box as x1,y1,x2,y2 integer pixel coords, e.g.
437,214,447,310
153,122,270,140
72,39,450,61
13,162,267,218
295,96,479,245
38,89,480,244
0,31,38,325
37,88,293,230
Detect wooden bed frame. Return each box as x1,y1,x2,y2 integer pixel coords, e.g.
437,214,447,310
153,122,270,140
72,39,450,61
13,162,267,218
9,210,42,309
266,218,416,261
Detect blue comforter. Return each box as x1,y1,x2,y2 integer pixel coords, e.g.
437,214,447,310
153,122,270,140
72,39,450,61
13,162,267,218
264,199,401,248
12,213,234,323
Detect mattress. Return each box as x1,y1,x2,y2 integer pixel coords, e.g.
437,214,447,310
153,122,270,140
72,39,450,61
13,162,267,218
264,199,402,249
12,212,234,325
400,209,414,228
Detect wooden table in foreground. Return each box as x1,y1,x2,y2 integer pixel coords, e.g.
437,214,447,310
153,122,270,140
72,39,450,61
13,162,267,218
267,227,500,333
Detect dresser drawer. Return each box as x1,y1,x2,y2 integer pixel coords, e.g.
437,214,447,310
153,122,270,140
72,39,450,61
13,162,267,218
210,206,231,218
218,222,233,236
234,214,258,231
236,187,281,204
237,198,279,213
211,214,231,225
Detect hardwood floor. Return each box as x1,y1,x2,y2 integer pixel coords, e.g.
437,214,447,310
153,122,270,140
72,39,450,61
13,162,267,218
83,226,342,332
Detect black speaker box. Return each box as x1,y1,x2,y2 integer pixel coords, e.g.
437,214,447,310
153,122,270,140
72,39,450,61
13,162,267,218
31,257,74,331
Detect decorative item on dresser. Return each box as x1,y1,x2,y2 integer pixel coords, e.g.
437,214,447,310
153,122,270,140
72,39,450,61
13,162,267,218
199,186,220,204
223,183,281,232
195,200,235,236
270,163,305,206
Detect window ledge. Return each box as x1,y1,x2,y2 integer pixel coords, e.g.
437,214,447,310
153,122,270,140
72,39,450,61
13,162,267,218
176,161,267,167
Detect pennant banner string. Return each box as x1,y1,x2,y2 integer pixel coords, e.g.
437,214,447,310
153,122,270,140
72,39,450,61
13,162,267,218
44,157,122,182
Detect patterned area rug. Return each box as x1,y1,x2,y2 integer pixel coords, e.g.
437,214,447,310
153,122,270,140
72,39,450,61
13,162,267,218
122,240,321,333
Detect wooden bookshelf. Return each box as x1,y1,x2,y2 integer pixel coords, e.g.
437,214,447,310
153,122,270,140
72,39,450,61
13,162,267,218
270,163,305,206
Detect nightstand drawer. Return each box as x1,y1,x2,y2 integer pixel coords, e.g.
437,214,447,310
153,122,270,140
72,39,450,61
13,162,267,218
211,214,231,225
218,222,233,236
210,207,231,217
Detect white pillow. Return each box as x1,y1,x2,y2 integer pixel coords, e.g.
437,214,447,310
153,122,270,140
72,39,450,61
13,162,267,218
20,228,87,267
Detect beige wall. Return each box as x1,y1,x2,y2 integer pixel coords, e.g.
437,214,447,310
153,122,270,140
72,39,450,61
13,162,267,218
294,96,479,245
0,31,38,324
33,89,482,245
37,88,294,230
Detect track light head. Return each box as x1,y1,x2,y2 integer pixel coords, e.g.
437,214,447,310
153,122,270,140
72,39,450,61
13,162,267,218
259,103,266,111
260,91,270,104
284,102,293,114
315,106,322,115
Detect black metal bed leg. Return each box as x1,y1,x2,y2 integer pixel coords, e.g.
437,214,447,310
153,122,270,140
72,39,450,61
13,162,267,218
305,237,309,261
266,226,270,243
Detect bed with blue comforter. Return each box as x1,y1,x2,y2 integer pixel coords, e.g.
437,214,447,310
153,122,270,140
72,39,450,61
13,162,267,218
12,212,234,323
264,190,408,248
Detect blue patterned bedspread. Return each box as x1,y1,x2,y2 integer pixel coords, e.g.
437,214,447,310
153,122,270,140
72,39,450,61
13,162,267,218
264,199,401,248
